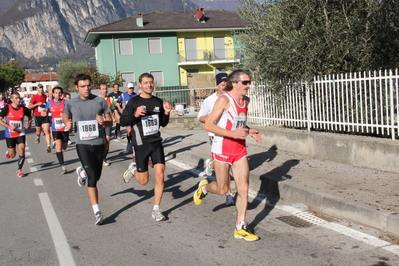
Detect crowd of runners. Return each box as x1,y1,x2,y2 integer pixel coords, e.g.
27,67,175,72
0,70,263,241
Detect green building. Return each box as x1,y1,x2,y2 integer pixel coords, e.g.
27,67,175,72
84,10,247,87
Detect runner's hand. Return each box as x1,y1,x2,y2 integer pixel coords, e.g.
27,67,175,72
135,105,146,117
65,119,73,131
231,125,249,139
163,101,172,114
96,114,105,125
249,128,262,143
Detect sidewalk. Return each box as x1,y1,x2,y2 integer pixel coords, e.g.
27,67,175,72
158,128,399,237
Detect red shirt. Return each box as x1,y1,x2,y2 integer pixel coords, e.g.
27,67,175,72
30,94,47,116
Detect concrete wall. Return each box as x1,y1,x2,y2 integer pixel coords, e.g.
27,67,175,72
165,116,399,174
246,126,399,174
166,115,203,130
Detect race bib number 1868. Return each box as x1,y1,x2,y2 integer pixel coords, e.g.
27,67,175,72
78,120,99,140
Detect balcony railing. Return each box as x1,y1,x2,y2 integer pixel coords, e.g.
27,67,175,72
177,48,241,63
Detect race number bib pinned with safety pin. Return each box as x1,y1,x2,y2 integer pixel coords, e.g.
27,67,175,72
53,117,65,130
233,116,247,130
9,120,23,133
78,120,99,140
142,114,159,136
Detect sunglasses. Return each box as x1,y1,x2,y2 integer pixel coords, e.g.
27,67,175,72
238,80,252,85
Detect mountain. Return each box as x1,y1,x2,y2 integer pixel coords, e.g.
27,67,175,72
0,0,198,66
0,0,16,14
190,0,241,11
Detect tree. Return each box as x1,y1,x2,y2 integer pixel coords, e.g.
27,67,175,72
57,58,87,91
0,61,26,94
236,0,399,88
57,58,124,92
73,66,124,91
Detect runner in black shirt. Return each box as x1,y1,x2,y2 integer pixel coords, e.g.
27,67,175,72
108,83,123,138
120,73,172,222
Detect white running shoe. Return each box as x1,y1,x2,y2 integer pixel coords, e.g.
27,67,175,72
95,211,104,225
61,165,67,175
76,166,87,187
204,158,214,176
123,162,136,183
152,209,166,222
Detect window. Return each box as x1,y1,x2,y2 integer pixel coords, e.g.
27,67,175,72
150,71,164,86
119,39,133,55
213,37,226,60
121,72,135,87
148,38,162,54
185,38,197,61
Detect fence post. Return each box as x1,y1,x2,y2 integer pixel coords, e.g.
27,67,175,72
306,81,311,132
389,69,395,139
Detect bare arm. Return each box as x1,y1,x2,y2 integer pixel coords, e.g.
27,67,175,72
204,95,249,140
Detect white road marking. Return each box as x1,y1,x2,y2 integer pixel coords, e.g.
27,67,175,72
34,178,43,186
25,152,31,156
321,222,390,247
38,192,76,266
382,245,399,256
27,158,33,163
166,157,399,255
30,167,37,172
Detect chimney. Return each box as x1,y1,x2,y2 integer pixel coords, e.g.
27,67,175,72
136,14,143,27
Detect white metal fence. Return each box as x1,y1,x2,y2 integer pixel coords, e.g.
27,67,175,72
248,69,399,139
154,69,399,139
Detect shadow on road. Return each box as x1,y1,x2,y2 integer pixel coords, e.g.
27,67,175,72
106,169,197,224
249,156,300,230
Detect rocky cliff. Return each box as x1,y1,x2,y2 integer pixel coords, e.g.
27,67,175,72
0,0,197,63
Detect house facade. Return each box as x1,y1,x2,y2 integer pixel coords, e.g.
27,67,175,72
84,10,247,87
19,73,58,95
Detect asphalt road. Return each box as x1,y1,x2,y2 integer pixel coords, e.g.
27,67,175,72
0,128,399,266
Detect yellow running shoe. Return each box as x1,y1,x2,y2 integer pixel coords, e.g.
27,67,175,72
234,224,259,241
193,180,208,205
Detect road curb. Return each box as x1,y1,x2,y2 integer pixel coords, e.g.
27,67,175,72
167,148,399,237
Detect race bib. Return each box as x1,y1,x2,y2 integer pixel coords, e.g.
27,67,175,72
38,104,46,112
53,117,65,130
9,120,22,132
78,120,99,140
142,114,159,136
233,116,247,130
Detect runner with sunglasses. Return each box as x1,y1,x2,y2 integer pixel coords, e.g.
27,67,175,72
193,69,262,241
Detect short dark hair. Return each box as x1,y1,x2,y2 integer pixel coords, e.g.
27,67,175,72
226,69,251,91
74,73,92,86
53,86,63,94
99,83,107,87
113,83,119,87
11,91,20,98
139,73,154,83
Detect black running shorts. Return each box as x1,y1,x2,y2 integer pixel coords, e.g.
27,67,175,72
6,136,26,148
134,141,165,173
